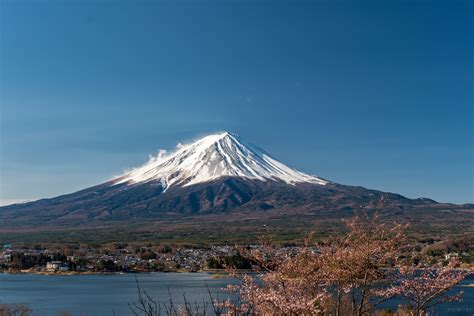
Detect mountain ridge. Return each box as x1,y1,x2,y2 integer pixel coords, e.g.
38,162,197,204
0,132,472,230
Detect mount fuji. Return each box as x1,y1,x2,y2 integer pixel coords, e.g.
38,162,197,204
114,132,328,189
0,132,470,227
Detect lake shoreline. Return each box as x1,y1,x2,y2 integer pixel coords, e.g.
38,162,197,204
0,268,251,276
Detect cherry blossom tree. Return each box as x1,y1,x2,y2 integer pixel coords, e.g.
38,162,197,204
217,241,329,315
215,213,470,316
383,260,469,316
217,213,408,315
317,213,406,316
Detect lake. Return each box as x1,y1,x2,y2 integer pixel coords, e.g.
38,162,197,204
0,273,473,315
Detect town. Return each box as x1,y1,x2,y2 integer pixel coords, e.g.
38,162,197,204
0,243,256,274
1,236,473,275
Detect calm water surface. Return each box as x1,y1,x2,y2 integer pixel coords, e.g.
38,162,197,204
0,273,472,316
0,273,234,316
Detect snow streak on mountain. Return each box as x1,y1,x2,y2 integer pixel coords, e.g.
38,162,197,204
113,132,328,190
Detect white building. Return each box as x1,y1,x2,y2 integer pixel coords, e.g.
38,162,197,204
46,261,69,272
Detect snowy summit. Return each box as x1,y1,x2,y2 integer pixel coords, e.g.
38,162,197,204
114,132,328,190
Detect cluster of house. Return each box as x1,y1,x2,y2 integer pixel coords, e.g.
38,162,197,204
98,245,241,272
1,241,470,273
0,244,12,264
0,243,247,273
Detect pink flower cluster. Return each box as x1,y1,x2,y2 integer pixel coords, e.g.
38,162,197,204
215,214,470,316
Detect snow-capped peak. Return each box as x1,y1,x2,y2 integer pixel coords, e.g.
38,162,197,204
113,132,328,190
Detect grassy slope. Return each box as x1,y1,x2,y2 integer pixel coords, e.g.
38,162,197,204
1,207,473,245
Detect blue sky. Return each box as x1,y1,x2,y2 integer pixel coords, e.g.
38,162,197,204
0,0,472,205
